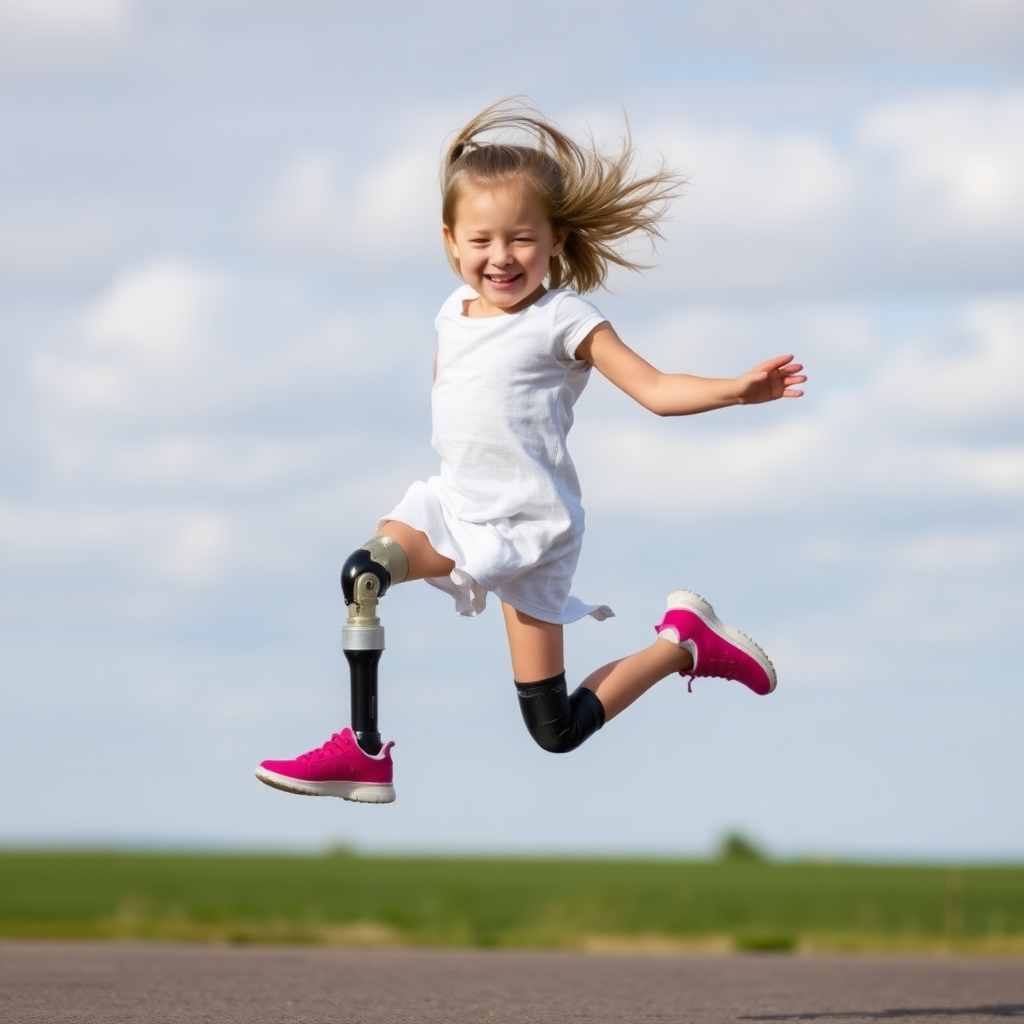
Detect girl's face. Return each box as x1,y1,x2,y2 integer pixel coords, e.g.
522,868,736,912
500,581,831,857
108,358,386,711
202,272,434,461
443,186,567,316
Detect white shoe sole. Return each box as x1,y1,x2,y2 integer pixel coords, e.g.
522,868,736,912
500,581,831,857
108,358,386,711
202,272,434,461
665,589,777,693
254,766,396,803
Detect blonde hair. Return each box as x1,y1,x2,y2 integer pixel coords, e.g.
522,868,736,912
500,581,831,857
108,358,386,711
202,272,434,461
441,99,684,294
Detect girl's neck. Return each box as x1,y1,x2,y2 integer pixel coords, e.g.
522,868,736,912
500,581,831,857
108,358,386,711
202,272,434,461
463,284,548,318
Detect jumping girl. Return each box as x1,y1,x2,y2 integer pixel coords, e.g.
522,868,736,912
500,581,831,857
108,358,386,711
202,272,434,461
256,100,806,803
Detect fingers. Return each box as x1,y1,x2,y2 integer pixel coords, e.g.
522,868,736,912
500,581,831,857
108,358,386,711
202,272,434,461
770,356,806,390
760,353,796,372
781,370,806,398
745,355,807,401
772,356,806,399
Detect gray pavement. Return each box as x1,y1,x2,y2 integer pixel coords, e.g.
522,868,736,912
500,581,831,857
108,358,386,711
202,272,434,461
1,942,1021,1023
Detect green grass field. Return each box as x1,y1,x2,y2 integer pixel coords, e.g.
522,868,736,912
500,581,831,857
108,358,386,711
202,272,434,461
2,851,1022,954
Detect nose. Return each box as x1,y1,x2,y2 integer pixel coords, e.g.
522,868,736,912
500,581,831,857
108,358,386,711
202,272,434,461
490,243,514,266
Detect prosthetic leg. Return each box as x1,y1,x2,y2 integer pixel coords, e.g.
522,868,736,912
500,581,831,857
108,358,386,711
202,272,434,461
253,534,407,800
340,536,408,755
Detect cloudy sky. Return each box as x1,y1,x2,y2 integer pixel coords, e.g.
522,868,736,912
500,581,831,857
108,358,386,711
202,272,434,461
2,0,1022,859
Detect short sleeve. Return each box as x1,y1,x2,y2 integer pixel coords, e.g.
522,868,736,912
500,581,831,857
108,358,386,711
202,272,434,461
435,285,476,331
549,290,608,362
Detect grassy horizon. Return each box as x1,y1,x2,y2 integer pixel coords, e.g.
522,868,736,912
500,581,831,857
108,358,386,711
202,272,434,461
2,850,1023,954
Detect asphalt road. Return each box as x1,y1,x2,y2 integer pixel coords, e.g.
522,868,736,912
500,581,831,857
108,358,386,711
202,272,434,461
1,942,1021,1023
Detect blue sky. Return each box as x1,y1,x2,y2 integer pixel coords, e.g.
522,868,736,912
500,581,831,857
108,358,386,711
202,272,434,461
2,0,1022,858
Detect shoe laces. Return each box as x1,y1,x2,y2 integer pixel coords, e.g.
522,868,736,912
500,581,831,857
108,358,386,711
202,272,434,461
297,732,351,764
694,651,744,680
684,645,744,692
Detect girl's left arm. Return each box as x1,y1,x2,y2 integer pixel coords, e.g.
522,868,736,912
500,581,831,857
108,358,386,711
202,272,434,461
576,323,806,416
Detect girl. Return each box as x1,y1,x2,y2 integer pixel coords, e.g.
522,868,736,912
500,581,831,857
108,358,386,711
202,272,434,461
256,101,805,803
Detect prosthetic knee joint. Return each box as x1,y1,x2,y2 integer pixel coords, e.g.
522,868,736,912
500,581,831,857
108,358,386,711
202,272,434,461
341,535,408,756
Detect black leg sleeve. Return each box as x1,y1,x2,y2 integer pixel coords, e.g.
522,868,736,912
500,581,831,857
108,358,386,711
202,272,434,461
515,672,606,754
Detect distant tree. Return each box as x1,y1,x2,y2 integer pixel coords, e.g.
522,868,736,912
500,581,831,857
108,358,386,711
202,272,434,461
718,831,767,862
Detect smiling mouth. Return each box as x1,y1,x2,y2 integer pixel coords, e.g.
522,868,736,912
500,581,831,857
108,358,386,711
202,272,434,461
486,273,522,285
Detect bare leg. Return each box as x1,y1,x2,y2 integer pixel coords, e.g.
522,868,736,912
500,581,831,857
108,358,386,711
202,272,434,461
378,520,454,582
501,603,694,723
501,603,565,680
578,639,693,722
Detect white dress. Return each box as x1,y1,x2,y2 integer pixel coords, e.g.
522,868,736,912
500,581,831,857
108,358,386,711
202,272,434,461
381,285,614,624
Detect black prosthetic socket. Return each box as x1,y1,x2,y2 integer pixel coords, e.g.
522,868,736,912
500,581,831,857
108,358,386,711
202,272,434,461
515,672,606,754
340,548,391,605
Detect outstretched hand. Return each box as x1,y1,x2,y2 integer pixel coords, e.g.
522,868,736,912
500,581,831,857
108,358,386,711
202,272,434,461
735,355,806,405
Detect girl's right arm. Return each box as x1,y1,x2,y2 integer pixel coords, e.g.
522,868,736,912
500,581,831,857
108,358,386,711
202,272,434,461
576,324,806,417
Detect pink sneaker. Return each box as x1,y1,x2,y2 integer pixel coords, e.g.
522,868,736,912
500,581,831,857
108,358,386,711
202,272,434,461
255,728,396,803
655,589,777,696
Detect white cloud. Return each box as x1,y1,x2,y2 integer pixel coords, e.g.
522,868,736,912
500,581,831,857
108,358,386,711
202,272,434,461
871,300,1024,430
0,500,231,586
656,121,853,233
85,261,225,359
153,510,229,584
0,0,129,34
682,0,1024,66
36,260,384,411
32,260,420,438
26,257,434,519
0,0,131,72
801,525,1024,574
254,142,441,261
33,262,227,420
576,414,827,521
937,444,1024,498
578,395,1023,524
254,152,349,253
613,88,1023,295
894,526,1024,572
862,91,1024,232
48,434,336,491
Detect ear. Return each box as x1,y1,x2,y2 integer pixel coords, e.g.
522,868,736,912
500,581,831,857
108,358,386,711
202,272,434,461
550,225,568,258
443,225,459,260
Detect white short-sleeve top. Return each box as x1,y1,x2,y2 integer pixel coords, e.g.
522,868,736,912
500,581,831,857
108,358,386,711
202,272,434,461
382,285,614,623
432,285,605,524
